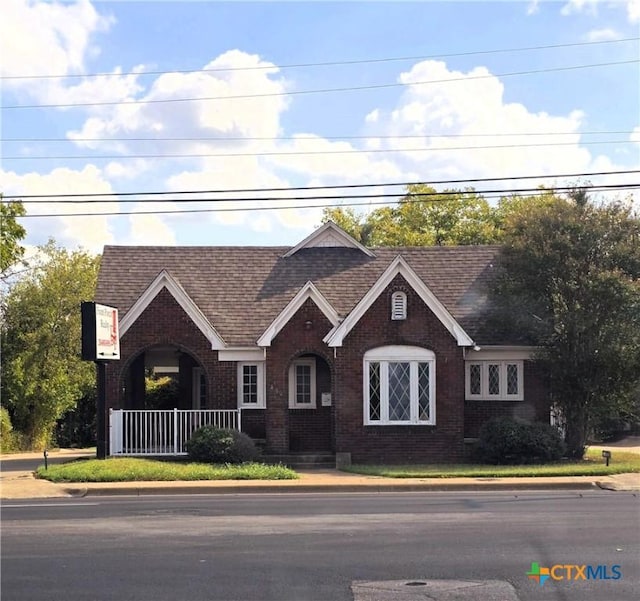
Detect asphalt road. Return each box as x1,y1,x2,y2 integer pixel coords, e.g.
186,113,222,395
2,491,639,601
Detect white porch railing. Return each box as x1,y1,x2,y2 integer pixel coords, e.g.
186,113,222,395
109,409,242,456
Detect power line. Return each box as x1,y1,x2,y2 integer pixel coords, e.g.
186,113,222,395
3,36,637,81
4,139,633,162
2,130,631,144
7,169,638,201
16,183,639,206
16,184,640,218
4,59,637,110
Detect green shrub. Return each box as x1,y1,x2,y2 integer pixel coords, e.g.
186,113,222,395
185,425,260,464
476,417,566,464
0,406,18,452
145,376,179,410
54,391,96,448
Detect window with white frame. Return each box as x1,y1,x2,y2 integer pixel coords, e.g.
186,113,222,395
364,346,435,425
465,361,523,400
237,362,265,408
391,291,407,320
289,358,316,408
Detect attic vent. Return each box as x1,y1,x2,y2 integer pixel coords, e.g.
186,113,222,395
391,291,407,320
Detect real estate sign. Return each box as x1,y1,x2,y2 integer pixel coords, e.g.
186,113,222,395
81,302,120,361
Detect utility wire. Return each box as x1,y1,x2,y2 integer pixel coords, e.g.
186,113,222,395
3,130,631,143
4,59,637,110
3,36,637,80
16,184,640,218
7,169,638,201
15,183,639,206
4,139,632,161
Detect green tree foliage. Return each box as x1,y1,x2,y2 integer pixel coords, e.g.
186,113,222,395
1,241,101,449
496,193,640,458
322,186,555,246
1,197,27,279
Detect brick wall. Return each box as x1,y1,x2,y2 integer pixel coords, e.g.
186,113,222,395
463,361,551,437
103,289,243,448
334,274,466,463
264,298,335,453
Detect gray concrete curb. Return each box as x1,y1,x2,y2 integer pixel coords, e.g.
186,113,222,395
65,480,601,497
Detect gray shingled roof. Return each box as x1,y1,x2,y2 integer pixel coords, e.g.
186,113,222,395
96,244,511,346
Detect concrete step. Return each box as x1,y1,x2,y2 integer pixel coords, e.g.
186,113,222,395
261,453,336,469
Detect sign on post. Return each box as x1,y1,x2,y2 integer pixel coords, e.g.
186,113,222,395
81,302,120,361
81,302,119,459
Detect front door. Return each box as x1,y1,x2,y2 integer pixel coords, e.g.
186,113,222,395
287,354,333,452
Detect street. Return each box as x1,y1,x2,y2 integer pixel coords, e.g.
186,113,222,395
2,491,638,601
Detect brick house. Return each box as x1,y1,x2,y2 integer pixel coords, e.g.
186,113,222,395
95,222,550,463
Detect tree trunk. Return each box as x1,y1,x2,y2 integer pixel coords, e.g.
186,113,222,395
563,407,588,459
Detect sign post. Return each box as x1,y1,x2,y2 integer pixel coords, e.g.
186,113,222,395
81,302,120,459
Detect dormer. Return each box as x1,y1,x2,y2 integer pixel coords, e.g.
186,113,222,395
283,221,376,258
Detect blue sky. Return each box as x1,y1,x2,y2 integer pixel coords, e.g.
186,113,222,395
1,0,639,253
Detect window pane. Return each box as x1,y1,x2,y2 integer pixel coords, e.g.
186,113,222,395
388,362,410,421
296,364,311,404
469,364,481,395
418,362,430,421
488,364,500,395
243,365,257,404
507,364,519,395
369,362,381,421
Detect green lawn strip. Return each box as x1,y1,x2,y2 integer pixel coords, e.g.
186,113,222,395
36,458,298,482
341,449,640,479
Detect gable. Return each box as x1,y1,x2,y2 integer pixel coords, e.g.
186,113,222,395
283,222,375,257
119,270,225,349
324,255,474,347
257,281,340,346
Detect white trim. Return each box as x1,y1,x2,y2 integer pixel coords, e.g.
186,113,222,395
288,358,317,409
325,255,474,347
283,222,375,258
219,348,264,361
237,362,266,409
257,281,340,347
363,346,436,426
119,270,225,349
464,360,524,401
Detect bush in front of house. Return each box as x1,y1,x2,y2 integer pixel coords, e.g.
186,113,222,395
476,417,566,464
185,425,260,464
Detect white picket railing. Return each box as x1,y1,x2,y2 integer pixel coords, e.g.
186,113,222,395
109,409,242,456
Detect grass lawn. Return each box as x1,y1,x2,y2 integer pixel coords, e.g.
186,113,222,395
341,449,640,479
36,458,298,483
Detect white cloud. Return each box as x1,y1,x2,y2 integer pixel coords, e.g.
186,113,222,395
526,1,540,16
585,28,620,42
560,0,638,22
561,0,600,17
122,210,177,246
367,60,592,183
628,0,640,22
1,165,118,252
0,0,120,105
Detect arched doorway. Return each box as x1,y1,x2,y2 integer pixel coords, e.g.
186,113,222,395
287,352,333,452
121,344,207,410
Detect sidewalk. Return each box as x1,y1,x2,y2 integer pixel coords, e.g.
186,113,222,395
1,449,638,499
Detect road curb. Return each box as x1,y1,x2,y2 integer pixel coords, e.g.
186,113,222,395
68,480,601,496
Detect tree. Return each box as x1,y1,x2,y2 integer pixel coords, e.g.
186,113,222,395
0,241,100,449
495,193,640,458
322,186,548,247
1,197,27,279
